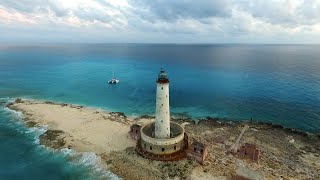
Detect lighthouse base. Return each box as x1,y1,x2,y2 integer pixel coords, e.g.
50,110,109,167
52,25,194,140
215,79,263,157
136,122,189,161
136,137,188,161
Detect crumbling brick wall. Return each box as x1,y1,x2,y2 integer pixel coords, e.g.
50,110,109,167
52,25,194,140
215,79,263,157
129,124,141,140
238,143,260,162
186,141,208,164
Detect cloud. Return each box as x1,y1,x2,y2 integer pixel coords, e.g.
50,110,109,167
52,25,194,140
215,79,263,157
130,0,231,22
0,0,126,26
0,0,320,43
0,0,68,17
234,0,320,26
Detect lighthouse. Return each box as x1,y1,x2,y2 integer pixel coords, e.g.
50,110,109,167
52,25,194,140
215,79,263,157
155,68,171,139
135,68,189,161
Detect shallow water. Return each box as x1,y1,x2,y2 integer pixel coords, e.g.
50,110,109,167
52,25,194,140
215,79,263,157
0,44,320,179
0,101,119,179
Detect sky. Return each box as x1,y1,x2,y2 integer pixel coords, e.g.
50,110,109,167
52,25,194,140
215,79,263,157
0,0,320,44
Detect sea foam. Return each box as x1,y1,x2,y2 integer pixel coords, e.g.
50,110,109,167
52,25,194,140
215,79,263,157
1,100,48,144
1,101,120,179
61,148,121,180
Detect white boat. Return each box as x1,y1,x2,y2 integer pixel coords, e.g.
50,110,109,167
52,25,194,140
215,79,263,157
108,72,119,84
108,78,119,84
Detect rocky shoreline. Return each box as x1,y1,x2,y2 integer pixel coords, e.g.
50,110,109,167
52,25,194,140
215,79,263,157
6,98,320,180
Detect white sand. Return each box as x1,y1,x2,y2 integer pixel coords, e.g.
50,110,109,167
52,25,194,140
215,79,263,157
190,167,227,180
11,100,136,154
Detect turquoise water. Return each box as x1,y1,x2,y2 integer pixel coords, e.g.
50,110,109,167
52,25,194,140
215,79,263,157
0,99,118,179
1,44,320,179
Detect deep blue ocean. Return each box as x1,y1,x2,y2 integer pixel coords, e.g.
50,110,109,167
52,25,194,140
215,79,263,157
1,44,320,179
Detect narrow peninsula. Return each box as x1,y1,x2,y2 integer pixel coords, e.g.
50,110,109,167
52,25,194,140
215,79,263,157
6,98,320,180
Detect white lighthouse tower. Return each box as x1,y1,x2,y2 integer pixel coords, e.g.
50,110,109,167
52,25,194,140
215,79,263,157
136,68,188,160
155,68,171,139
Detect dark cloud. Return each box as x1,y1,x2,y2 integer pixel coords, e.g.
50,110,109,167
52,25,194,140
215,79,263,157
72,7,112,24
234,0,320,26
129,0,231,22
94,0,112,8
0,0,69,17
0,0,42,13
0,0,118,24
297,0,320,24
47,1,69,17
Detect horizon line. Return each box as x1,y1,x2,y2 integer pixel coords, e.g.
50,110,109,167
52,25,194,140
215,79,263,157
1,42,320,46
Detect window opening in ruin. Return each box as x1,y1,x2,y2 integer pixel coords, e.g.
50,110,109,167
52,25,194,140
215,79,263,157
162,148,165,152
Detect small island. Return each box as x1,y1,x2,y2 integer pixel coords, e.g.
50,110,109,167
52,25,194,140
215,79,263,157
6,98,320,179
6,69,320,179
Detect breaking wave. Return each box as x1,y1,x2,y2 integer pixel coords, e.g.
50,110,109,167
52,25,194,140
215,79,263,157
0,98,120,180
61,148,121,180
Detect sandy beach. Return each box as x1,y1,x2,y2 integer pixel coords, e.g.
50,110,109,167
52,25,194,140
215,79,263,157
7,98,320,180
8,99,137,155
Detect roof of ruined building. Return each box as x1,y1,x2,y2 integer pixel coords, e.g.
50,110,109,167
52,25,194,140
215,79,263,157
191,141,207,149
131,124,141,128
243,143,258,148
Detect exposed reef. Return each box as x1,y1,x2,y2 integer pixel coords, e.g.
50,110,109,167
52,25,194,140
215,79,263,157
40,130,66,149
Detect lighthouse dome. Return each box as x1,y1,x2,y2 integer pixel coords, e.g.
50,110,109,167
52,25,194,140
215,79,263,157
157,68,169,83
